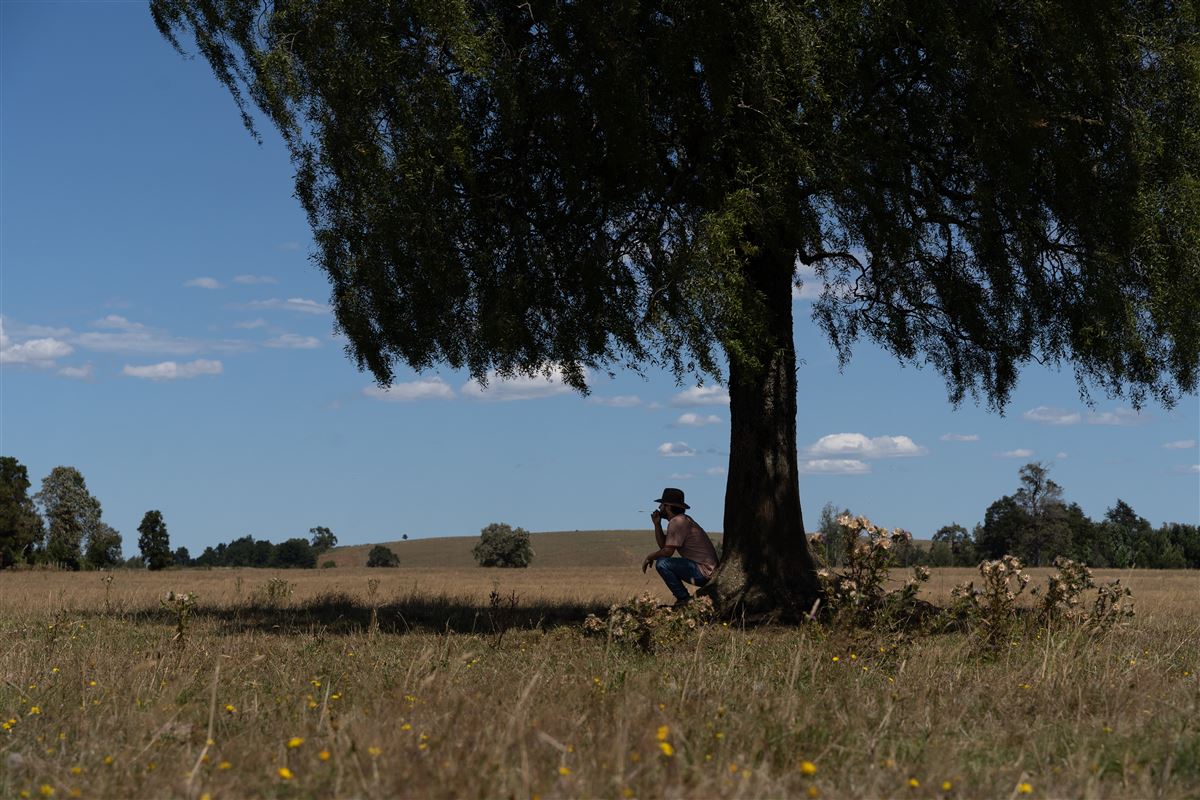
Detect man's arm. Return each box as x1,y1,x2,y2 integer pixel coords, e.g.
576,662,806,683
651,509,666,549
642,545,676,573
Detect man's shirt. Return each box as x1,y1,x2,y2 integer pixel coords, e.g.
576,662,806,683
665,514,720,578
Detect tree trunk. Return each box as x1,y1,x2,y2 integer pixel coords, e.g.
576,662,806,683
698,244,821,621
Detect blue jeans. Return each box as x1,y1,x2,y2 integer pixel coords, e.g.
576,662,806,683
655,557,709,601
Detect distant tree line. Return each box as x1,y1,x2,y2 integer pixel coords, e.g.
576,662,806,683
817,461,1199,569
0,456,340,571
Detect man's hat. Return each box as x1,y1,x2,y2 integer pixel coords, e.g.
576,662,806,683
655,487,689,509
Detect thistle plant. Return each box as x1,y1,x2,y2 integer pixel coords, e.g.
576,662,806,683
101,573,115,615
813,515,930,627
583,593,714,652
161,590,197,644
1091,579,1135,630
950,555,1030,636
1033,557,1094,622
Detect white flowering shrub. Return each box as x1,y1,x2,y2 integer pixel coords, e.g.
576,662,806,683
161,590,197,643
811,515,931,628
583,593,715,652
1032,557,1094,621
1091,578,1135,630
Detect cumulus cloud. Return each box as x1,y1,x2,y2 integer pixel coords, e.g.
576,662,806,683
1176,464,1200,475
93,315,144,331
233,275,278,285
588,395,642,407
1164,439,1197,450
1023,406,1081,426
460,366,578,401
265,334,321,349
123,359,222,380
77,329,204,355
1088,407,1147,426
0,319,73,367
1055,452,1069,460
58,364,95,380
792,263,826,300
185,277,222,289
799,459,870,475
669,472,693,480
363,378,455,402
705,466,728,476
242,297,330,315
658,442,696,458
671,386,729,407
676,413,722,427
803,433,926,459
940,433,980,442
999,448,1035,458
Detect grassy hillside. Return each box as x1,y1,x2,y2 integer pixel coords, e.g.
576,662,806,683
328,529,725,569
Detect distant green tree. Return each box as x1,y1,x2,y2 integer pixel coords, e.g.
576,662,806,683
0,457,43,568
1012,463,1071,566
366,545,400,568
473,523,534,568
1098,499,1150,568
122,555,144,570
309,526,337,554
272,538,317,568
928,540,953,567
931,523,975,567
137,510,173,571
816,502,852,567
85,522,123,569
975,495,1029,561
34,466,103,570
155,0,1200,618
173,546,192,567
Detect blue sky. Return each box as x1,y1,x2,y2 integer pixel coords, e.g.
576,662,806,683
2,2,1197,557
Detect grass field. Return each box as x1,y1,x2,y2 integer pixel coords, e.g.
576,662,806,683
1,532,1197,799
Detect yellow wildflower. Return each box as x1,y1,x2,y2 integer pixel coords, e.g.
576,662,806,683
807,788,820,799
1017,782,1033,794
942,781,953,791
659,742,675,757
39,786,54,797
103,756,114,766
28,707,41,715
218,761,232,770
287,737,304,748
318,749,331,761
558,766,571,776
656,725,669,742
368,746,383,757
278,767,294,780
800,761,817,776
908,778,920,788
224,704,236,714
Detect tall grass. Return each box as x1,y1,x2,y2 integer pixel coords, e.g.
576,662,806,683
0,567,1196,798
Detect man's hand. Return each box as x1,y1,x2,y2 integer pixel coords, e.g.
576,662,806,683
642,555,655,573
650,508,663,526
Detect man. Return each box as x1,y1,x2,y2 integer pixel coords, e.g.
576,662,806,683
642,487,720,607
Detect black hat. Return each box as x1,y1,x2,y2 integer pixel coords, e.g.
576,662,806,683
655,487,690,509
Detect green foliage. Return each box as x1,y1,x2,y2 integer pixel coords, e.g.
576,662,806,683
0,457,43,568
84,523,123,570
320,559,337,569
172,546,192,567
931,523,976,567
472,523,533,568
272,537,318,568
34,466,103,570
366,545,400,568
309,525,337,554
137,510,173,571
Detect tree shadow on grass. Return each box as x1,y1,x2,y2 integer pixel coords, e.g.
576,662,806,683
87,590,610,637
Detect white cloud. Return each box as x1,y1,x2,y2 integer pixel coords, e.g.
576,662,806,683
1088,407,1147,426
799,459,870,475
58,364,95,380
647,401,664,410
1182,464,1200,474
4,319,72,338
803,433,926,459
705,467,727,477
1023,406,1081,426
792,263,826,300
940,433,979,442
185,277,222,289
999,448,1035,458
0,335,74,365
93,315,145,331
671,386,729,407
588,395,642,407
265,334,321,349
363,379,455,402
123,359,223,380
1055,452,1069,460
233,275,278,285
669,472,693,480
243,297,330,315
1164,439,1197,450
77,329,204,355
460,366,578,401
234,319,268,329
676,413,722,427
658,441,696,458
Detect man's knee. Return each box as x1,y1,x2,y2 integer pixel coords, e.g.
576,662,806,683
654,557,673,574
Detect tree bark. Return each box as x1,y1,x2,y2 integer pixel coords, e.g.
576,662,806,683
698,244,821,621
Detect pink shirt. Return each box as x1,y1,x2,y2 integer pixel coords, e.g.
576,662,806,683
665,514,720,578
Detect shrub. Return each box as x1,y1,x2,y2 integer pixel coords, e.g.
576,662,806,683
320,560,337,569
272,538,317,568
366,545,400,567
472,523,533,568
583,594,715,652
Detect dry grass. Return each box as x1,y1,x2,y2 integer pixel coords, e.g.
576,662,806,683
1,557,1197,799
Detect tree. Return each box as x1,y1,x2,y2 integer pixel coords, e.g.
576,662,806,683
309,526,337,554
154,0,1200,617
137,510,173,571
34,466,102,570
1013,463,1071,566
472,523,534,568
366,545,400,568
975,496,1028,561
85,522,124,569
273,538,317,568
0,457,43,568
173,546,192,567
931,523,975,567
